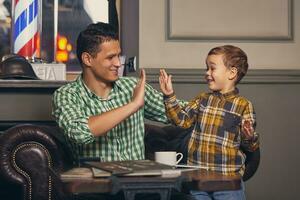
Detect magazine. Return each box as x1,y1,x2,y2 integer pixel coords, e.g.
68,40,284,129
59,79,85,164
60,167,93,179
85,159,176,177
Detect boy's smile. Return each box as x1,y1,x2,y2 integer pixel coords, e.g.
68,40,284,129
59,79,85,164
205,54,236,94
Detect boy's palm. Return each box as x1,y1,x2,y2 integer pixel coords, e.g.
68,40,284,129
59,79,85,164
159,69,174,96
242,120,254,140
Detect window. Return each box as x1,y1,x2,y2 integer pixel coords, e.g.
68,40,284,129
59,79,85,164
0,0,118,72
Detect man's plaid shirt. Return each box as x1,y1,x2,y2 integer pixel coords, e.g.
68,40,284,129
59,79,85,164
164,88,259,176
52,75,168,163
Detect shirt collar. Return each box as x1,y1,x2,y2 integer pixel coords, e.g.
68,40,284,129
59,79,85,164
77,74,124,100
114,78,126,91
212,88,239,99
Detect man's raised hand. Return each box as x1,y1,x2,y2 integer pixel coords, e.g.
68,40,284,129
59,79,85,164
132,69,146,109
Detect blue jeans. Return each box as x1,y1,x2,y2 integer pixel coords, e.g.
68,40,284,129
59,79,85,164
189,181,246,200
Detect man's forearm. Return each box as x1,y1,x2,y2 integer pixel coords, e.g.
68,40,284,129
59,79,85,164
88,102,141,136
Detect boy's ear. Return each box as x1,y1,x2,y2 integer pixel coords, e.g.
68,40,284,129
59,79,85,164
229,67,238,80
81,52,93,67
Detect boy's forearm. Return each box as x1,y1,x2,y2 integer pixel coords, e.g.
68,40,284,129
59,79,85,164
163,94,193,129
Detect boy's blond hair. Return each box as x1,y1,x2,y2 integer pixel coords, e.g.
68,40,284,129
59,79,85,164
208,45,248,84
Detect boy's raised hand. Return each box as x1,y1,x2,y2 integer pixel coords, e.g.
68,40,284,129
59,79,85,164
159,69,174,96
241,120,255,140
132,69,146,109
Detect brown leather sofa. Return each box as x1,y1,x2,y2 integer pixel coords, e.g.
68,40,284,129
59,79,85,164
0,124,260,200
0,125,70,200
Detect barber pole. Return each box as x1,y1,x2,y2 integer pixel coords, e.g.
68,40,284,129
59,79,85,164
11,0,41,58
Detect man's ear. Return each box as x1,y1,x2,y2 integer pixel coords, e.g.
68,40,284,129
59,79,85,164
81,52,92,67
229,67,238,80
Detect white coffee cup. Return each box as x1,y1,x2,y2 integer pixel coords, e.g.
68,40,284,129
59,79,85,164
155,151,183,166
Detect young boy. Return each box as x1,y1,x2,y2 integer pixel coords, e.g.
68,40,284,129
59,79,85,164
159,45,259,200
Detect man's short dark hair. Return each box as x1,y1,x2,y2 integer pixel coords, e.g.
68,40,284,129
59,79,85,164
76,22,119,65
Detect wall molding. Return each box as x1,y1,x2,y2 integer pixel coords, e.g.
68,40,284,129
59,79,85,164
146,69,300,84
0,80,67,88
166,0,294,41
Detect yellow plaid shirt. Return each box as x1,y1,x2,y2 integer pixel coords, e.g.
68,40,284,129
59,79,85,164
164,88,259,176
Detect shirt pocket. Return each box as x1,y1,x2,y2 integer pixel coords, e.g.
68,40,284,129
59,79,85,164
223,112,241,133
221,112,242,145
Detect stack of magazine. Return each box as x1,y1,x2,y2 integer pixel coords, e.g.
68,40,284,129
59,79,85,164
61,167,95,179
85,159,180,177
61,160,198,179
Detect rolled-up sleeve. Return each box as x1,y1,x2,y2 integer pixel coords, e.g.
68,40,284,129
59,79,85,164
52,89,95,144
164,94,200,129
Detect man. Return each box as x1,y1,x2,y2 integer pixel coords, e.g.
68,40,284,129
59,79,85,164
52,22,170,164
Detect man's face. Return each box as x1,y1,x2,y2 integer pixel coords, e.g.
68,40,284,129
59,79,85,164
87,40,122,84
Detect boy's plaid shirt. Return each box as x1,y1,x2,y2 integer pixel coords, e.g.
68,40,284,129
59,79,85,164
164,88,259,176
52,75,169,163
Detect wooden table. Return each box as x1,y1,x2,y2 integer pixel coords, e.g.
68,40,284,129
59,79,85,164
61,168,241,200
180,169,241,192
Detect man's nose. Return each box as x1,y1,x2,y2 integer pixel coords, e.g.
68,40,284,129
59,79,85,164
114,57,121,67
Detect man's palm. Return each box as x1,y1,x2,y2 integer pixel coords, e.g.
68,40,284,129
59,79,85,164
133,69,145,108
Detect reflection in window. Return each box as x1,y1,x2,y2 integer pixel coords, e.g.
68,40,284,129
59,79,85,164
0,0,11,60
0,0,112,72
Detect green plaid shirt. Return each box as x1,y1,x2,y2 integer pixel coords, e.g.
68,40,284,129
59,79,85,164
52,75,168,162
164,89,259,176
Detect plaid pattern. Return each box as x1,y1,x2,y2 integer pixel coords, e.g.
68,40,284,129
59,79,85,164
164,88,259,176
52,75,168,163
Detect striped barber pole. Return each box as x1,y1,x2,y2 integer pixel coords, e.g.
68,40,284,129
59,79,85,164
12,0,41,58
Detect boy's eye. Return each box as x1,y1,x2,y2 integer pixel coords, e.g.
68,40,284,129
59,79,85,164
206,65,216,71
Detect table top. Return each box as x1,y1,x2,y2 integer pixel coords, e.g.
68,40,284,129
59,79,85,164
180,169,241,192
61,167,241,194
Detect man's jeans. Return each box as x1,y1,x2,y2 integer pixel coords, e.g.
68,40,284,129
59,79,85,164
189,181,246,200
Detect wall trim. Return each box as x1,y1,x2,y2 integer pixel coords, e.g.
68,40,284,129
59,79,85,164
146,69,300,84
166,0,294,42
0,80,68,88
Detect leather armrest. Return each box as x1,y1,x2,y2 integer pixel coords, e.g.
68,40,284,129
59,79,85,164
144,124,192,164
144,124,169,160
0,124,68,200
242,147,260,181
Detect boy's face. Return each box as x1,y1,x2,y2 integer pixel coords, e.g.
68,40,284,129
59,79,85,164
205,54,236,94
